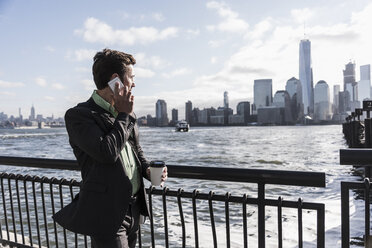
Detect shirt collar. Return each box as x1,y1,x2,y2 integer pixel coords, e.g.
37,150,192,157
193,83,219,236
91,90,118,117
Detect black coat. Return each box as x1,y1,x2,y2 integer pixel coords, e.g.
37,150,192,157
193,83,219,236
53,98,150,237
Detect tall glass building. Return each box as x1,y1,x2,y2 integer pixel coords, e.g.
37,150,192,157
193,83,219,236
299,39,313,115
253,79,272,114
156,99,168,126
358,64,371,102
314,80,331,121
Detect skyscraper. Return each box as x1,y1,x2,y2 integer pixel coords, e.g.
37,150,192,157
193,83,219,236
30,104,35,121
358,64,371,102
299,39,313,115
185,100,193,124
224,91,229,109
156,99,168,126
314,80,331,121
171,108,178,123
253,79,272,114
343,62,357,102
333,85,340,114
285,77,303,121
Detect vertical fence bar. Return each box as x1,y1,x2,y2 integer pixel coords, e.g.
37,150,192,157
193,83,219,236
69,181,78,248
24,179,32,246
148,186,155,248
208,191,217,248
1,177,9,241
277,197,283,248
8,177,17,243
58,181,67,248
365,178,370,246
258,183,265,248
162,187,169,248
177,188,186,248
225,192,231,248
341,182,350,248
32,179,41,248
242,194,248,248
192,190,199,248
298,198,303,248
317,204,325,248
49,179,58,248
41,179,50,248
15,176,25,244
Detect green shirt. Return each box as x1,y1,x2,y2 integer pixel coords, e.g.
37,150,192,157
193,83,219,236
92,90,141,195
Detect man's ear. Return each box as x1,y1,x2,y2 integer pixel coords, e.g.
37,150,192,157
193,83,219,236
110,73,119,80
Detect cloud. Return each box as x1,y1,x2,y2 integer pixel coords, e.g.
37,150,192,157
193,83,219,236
75,67,91,73
135,67,155,78
67,49,96,61
81,79,95,91
45,46,55,52
211,57,218,64
135,53,170,69
208,40,226,48
52,83,64,90
186,29,200,38
206,1,249,33
35,77,47,87
230,66,274,76
0,80,25,88
44,96,55,101
75,17,178,46
152,12,165,22
291,8,314,24
0,91,15,96
162,68,191,78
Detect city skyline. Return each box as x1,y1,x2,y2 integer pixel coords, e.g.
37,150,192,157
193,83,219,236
1,0,372,119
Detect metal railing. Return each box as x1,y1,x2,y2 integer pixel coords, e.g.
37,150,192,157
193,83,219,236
341,178,372,248
0,156,326,248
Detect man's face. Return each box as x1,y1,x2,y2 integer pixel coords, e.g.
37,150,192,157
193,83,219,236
122,65,135,91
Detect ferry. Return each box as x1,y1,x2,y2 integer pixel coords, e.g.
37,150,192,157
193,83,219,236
175,120,189,132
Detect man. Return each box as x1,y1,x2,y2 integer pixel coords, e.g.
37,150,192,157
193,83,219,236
53,48,167,248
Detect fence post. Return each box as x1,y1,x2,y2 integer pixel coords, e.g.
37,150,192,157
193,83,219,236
258,183,265,248
341,182,350,248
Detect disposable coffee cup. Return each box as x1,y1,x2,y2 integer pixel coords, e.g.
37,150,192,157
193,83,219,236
150,161,166,186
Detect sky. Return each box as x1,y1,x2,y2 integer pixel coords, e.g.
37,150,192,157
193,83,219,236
0,0,372,119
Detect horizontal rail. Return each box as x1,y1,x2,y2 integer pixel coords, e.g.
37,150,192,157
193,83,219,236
0,156,326,187
340,148,372,166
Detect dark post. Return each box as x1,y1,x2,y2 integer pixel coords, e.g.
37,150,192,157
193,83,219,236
341,182,350,248
363,101,372,148
258,183,265,248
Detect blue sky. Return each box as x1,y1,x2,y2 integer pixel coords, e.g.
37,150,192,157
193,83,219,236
0,0,371,119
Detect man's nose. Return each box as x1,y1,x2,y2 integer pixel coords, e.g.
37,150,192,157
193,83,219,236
132,82,136,88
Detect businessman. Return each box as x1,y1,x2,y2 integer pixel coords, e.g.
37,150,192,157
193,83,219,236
53,48,167,248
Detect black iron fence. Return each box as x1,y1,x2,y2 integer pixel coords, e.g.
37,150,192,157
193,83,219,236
0,156,326,248
341,178,371,248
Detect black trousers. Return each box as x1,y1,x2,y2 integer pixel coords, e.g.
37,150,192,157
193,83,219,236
91,196,141,248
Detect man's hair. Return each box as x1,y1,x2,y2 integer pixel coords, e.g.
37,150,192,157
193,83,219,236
92,48,136,90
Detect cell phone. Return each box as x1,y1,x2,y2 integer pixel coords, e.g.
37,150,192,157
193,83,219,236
108,77,124,93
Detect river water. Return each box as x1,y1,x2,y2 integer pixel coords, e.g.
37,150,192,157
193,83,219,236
0,125,365,247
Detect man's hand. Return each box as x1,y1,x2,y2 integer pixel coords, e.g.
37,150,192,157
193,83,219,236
113,83,134,114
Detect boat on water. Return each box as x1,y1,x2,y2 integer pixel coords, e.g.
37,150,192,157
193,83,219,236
175,120,189,132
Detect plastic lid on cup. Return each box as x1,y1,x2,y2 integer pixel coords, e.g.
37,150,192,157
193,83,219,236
150,161,165,168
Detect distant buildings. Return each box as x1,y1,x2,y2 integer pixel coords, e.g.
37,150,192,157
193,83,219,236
156,99,168,127
253,79,272,114
314,80,331,121
358,64,371,102
185,100,193,125
170,108,178,126
299,39,313,115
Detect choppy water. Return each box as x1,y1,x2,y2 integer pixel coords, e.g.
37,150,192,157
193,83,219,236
0,125,366,247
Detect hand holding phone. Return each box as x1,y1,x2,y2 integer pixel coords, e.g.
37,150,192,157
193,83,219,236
108,77,124,93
